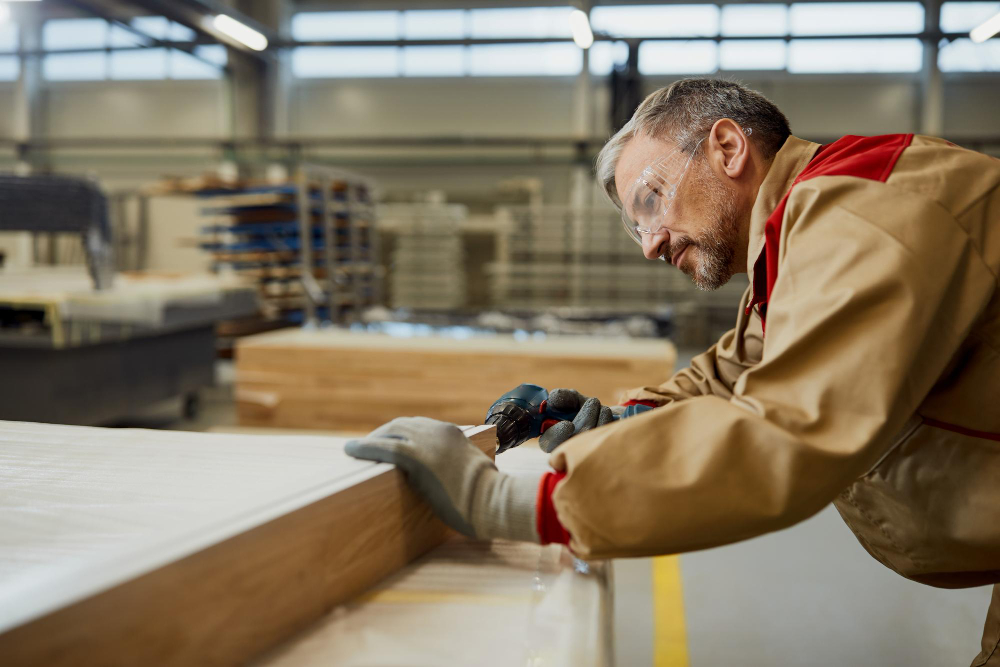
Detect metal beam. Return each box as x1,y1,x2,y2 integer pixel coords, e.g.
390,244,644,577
921,0,945,135
0,29,981,57
3,134,999,152
57,0,225,72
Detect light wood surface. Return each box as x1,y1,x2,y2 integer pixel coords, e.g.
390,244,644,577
236,330,677,431
0,420,495,666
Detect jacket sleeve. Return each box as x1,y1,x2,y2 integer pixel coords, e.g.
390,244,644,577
621,285,764,406
549,177,995,559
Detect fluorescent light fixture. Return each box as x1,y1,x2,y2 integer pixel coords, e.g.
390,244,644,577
970,10,1000,43
212,14,268,51
569,9,594,49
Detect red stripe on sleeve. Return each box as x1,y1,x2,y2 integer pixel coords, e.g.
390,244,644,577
536,471,571,545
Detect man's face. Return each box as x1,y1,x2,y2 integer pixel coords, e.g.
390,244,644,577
615,133,749,291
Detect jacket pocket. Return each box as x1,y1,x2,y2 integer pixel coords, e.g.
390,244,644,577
834,419,1000,588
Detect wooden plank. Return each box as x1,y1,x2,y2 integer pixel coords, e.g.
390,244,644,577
235,330,676,431
0,421,495,667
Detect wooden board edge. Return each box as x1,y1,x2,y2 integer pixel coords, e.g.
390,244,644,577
463,424,497,458
0,427,496,667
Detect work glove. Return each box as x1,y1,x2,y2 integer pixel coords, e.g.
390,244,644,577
345,417,540,543
539,388,616,454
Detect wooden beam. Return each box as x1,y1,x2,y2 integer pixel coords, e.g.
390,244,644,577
0,422,495,666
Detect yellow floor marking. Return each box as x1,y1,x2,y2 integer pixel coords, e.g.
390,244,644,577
653,555,689,667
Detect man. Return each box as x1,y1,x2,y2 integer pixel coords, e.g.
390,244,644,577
347,79,1000,664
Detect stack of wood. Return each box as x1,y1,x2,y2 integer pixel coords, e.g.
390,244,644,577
380,203,468,311
235,329,677,432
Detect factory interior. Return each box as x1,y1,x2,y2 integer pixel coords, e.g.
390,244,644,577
1,0,999,665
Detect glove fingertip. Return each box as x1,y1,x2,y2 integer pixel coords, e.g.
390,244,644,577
547,388,583,411
539,421,574,453
344,438,399,465
598,405,613,426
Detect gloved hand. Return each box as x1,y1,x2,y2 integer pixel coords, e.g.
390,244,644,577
539,388,616,454
345,417,540,543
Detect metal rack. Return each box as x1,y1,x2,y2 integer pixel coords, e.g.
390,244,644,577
197,166,381,328
486,204,745,345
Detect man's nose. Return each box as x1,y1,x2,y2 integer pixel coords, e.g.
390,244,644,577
641,229,670,261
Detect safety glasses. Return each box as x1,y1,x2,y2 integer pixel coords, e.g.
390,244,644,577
620,138,704,247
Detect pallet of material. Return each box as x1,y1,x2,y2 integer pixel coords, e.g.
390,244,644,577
235,329,677,432
0,420,495,666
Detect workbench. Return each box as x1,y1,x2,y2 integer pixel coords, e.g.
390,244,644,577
0,420,610,666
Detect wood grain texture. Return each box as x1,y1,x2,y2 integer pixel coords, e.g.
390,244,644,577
236,330,677,431
0,421,495,667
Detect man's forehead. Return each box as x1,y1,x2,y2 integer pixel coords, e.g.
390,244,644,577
615,134,681,203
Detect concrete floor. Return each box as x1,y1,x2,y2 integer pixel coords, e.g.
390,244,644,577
125,359,994,667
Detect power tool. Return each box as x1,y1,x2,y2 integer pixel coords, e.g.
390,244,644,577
485,383,653,453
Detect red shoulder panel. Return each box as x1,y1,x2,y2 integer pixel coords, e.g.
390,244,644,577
747,134,914,332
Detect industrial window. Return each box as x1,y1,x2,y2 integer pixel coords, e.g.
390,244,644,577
41,17,223,81
939,38,1000,71
110,47,169,80
172,45,229,80
402,10,465,39
789,2,925,35
788,38,924,72
938,2,1000,70
0,56,18,81
589,40,629,75
468,8,574,38
0,22,18,82
43,18,108,51
639,40,718,74
940,2,1000,32
291,11,400,42
720,4,788,36
468,43,581,76
292,46,400,78
402,46,465,77
287,5,947,79
720,40,787,70
590,5,719,38
108,24,143,48
44,52,108,81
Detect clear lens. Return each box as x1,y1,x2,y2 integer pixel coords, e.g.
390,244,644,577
620,139,703,246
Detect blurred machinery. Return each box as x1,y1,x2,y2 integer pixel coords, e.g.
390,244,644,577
0,173,257,425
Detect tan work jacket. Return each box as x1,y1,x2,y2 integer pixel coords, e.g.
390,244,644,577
550,134,1000,589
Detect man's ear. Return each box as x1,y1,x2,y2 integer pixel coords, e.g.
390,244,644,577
707,118,750,179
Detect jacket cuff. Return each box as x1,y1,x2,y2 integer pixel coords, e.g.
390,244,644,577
621,399,659,408
536,471,571,545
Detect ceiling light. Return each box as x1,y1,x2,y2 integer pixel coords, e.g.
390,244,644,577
970,10,1000,43
569,9,594,50
211,14,268,51
0,5,8,23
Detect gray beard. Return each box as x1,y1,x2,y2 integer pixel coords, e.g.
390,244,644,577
683,170,745,291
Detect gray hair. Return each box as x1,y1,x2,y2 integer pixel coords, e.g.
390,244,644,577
595,78,791,210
